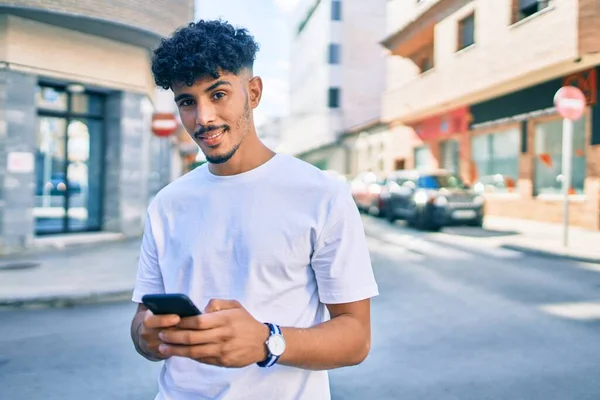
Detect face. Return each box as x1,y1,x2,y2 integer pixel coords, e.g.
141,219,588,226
172,70,262,164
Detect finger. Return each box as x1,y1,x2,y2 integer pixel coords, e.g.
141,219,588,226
144,311,181,329
158,343,221,359
177,312,227,330
159,328,226,345
204,299,242,313
194,357,221,367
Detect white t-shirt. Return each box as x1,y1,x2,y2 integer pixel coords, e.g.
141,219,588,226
132,153,379,400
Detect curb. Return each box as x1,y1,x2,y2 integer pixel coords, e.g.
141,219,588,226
0,289,134,310
500,244,600,264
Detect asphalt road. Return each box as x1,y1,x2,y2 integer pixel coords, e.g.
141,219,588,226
1,218,600,400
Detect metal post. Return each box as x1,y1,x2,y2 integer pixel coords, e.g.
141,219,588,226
561,117,573,248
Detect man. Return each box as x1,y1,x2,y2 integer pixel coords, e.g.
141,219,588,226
130,19,379,400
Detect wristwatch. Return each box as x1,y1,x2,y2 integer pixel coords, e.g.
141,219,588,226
257,323,286,368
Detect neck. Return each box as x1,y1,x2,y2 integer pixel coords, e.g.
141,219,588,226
208,134,275,176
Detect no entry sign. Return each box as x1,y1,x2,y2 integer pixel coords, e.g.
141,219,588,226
554,86,586,121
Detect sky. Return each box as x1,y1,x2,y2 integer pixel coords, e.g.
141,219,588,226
195,0,302,127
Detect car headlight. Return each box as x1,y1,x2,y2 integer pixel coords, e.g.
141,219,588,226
474,195,484,205
433,196,448,206
414,191,429,205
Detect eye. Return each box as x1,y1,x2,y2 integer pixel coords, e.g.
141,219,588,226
212,92,226,101
178,99,195,107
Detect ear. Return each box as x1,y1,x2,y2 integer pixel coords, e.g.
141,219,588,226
248,76,263,109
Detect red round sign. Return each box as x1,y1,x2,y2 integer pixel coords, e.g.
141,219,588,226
152,113,179,137
554,86,586,121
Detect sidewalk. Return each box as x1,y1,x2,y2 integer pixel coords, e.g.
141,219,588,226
363,214,600,264
0,237,142,308
483,216,600,264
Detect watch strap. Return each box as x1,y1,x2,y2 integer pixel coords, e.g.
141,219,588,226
257,323,281,368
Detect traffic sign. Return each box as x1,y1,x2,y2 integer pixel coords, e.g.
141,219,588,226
554,86,586,121
152,113,179,137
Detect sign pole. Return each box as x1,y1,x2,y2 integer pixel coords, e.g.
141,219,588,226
561,117,573,248
554,85,585,249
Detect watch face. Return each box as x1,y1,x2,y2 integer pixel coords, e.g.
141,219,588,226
267,334,286,356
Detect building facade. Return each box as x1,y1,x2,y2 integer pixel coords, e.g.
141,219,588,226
281,0,387,172
381,0,600,230
0,0,194,253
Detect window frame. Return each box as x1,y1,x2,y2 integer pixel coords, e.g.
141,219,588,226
457,12,475,51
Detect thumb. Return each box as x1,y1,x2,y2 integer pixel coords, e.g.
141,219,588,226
204,298,242,313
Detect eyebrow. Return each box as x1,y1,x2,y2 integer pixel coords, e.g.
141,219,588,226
174,93,193,103
205,80,232,93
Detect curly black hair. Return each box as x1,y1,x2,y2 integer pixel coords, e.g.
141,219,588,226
151,19,260,90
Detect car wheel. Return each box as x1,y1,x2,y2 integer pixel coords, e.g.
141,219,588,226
385,207,397,223
468,217,484,228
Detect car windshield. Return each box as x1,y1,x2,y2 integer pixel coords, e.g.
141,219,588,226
418,174,465,189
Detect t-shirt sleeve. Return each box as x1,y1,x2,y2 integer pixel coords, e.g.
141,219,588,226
131,212,165,303
311,183,379,304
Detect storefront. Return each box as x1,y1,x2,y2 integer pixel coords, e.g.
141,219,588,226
0,2,193,253
407,106,472,178
468,67,600,230
34,84,106,235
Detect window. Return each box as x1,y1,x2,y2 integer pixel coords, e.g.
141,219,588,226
471,128,520,193
418,174,465,189
533,118,586,196
440,139,459,173
457,12,475,51
328,87,340,108
328,43,341,64
331,0,341,21
513,0,551,23
414,146,433,169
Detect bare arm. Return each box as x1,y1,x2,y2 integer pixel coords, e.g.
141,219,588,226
157,298,372,370
277,299,371,370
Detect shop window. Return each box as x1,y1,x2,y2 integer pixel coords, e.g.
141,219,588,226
533,118,586,196
457,12,475,51
440,139,459,174
512,0,552,24
471,128,520,193
414,146,433,169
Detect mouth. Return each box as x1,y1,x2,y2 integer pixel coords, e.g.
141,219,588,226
197,128,227,147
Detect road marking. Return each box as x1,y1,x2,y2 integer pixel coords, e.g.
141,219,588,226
540,301,600,321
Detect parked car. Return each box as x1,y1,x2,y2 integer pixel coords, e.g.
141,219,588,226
380,169,485,231
350,171,385,215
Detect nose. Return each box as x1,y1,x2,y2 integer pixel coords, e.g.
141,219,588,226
195,99,217,127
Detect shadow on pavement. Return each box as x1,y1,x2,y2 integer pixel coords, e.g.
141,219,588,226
441,226,519,238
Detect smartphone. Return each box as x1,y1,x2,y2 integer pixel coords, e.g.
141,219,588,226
141,293,202,318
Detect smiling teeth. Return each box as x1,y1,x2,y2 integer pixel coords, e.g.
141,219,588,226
205,131,222,139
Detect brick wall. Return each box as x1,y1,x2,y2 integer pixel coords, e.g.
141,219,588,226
0,69,37,253
578,0,600,55
0,0,194,37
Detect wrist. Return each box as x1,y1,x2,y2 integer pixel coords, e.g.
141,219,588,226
255,323,270,364
257,323,286,368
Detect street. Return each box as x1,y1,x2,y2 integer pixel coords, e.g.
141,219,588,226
1,218,600,400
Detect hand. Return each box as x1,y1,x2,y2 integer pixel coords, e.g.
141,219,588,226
157,299,270,368
139,310,181,360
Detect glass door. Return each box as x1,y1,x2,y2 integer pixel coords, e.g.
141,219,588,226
35,117,68,234
35,86,105,235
